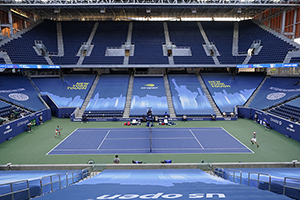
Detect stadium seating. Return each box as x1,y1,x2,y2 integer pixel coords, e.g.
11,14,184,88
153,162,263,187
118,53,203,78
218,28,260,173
1,20,299,65
56,21,95,65
0,20,57,65
268,103,300,121
129,22,168,64
239,20,295,64
201,21,238,64
168,21,214,65
83,21,128,65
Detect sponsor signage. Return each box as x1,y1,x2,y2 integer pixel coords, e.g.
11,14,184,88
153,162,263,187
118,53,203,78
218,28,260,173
96,193,226,199
236,63,298,68
0,64,60,69
238,107,300,142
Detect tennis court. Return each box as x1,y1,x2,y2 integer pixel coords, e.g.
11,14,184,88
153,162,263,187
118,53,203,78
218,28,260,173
47,127,253,155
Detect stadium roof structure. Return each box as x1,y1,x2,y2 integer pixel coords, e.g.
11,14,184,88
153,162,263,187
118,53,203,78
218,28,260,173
1,0,299,21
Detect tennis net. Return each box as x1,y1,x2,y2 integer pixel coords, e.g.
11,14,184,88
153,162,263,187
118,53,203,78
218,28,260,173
149,123,152,153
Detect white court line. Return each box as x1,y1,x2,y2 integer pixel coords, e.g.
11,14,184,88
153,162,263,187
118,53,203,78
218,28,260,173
189,129,204,149
97,130,110,150
221,127,254,154
46,128,78,155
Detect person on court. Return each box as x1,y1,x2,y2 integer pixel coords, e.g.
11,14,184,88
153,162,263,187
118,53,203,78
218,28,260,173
55,126,61,138
113,155,120,164
251,131,259,147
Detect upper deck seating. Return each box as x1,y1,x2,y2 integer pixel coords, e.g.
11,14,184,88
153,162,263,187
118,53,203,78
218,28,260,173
239,20,295,64
202,21,239,64
0,20,57,65
168,74,215,116
129,22,168,64
168,21,214,65
55,21,95,65
32,74,95,108
83,22,128,65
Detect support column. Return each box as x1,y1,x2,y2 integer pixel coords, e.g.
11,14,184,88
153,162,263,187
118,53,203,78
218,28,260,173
292,8,297,40
8,10,13,37
281,10,286,35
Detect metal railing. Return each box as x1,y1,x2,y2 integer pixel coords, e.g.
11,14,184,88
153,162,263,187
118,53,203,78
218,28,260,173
283,177,300,196
227,169,242,184
40,174,61,195
66,170,80,186
0,180,30,200
248,172,271,191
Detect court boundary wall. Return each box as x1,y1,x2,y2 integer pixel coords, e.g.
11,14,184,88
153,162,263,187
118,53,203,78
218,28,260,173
237,106,300,142
0,162,299,172
0,108,51,144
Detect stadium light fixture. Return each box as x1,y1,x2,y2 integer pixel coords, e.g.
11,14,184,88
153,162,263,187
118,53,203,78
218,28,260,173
100,8,106,13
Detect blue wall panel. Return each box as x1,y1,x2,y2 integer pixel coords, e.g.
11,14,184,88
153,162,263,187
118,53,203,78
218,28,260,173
168,74,214,116
130,77,168,116
202,73,265,112
32,74,95,108
249,77,300,110
86,74,129,111
0,76,46,111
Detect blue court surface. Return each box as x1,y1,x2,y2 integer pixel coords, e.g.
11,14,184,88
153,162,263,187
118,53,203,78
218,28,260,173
34,169,291,200
47,127,253,155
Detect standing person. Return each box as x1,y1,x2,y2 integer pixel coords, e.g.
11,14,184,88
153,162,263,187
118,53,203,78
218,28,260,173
39,115,43,125
27,121,32,132
182,114,187,122
113,155,120,164
251,131,259,147
55,126,61,138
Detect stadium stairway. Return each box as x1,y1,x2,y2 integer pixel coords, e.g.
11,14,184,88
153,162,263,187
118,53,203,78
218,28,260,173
123,22,133,65
197,73,221,117
56,22,64,57
163,22,175,65
163,74,176,118
123,74,134,118
75,74,101,119
244,75,268,108
197,22,220,65
0,50,12,64
77,22,99,65
0,20,43,47
232,22,239,56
